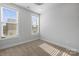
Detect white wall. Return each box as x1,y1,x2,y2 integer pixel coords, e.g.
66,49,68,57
40,3,79,52
0,3,40,49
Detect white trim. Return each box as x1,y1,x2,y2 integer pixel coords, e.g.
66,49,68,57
31,14,40,34
1,7,4,37
41,37,79,52
32,32,39,35
16,10,19,36
0,7,19,39
0,39,38,50
0,35,19,40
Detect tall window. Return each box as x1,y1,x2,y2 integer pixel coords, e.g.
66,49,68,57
0,7,18,38
32,15,39,34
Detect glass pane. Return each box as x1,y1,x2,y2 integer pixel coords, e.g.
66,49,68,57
1,7,17,38
1,23,16,38
32,15,39,33
2,8,16,23
32,16,37,26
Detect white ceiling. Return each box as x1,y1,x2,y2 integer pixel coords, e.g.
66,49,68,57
15,3,54,14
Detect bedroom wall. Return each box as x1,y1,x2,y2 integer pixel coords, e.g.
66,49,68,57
40,3,79,52
0,3,40,49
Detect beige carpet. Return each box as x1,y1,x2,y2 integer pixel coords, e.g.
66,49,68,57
39,43,70,56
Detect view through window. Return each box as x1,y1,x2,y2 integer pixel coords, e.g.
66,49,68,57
0,7,18,39
32,15,39,34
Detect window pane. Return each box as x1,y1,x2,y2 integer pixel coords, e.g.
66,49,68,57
32,16,37,26
32,15,39,33
1,7,17,38
2,8,17,22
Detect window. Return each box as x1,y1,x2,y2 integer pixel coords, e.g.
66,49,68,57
0,7,18,39
32,15,39,34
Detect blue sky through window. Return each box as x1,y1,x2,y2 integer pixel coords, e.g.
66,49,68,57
32,16,37,25
2,8,16,22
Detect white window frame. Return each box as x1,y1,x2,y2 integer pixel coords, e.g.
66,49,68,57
31,14,40,35
0,7,19,39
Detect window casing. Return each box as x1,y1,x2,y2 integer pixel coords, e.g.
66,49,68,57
32,15,39,34
0,7,18,39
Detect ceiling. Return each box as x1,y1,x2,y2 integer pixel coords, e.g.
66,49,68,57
15,3,54,14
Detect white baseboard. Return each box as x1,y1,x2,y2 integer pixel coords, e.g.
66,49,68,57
0,39,37,50
41,38,79,52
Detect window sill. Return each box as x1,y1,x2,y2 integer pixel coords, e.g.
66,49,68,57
0,35,19,40
32,32,39,35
